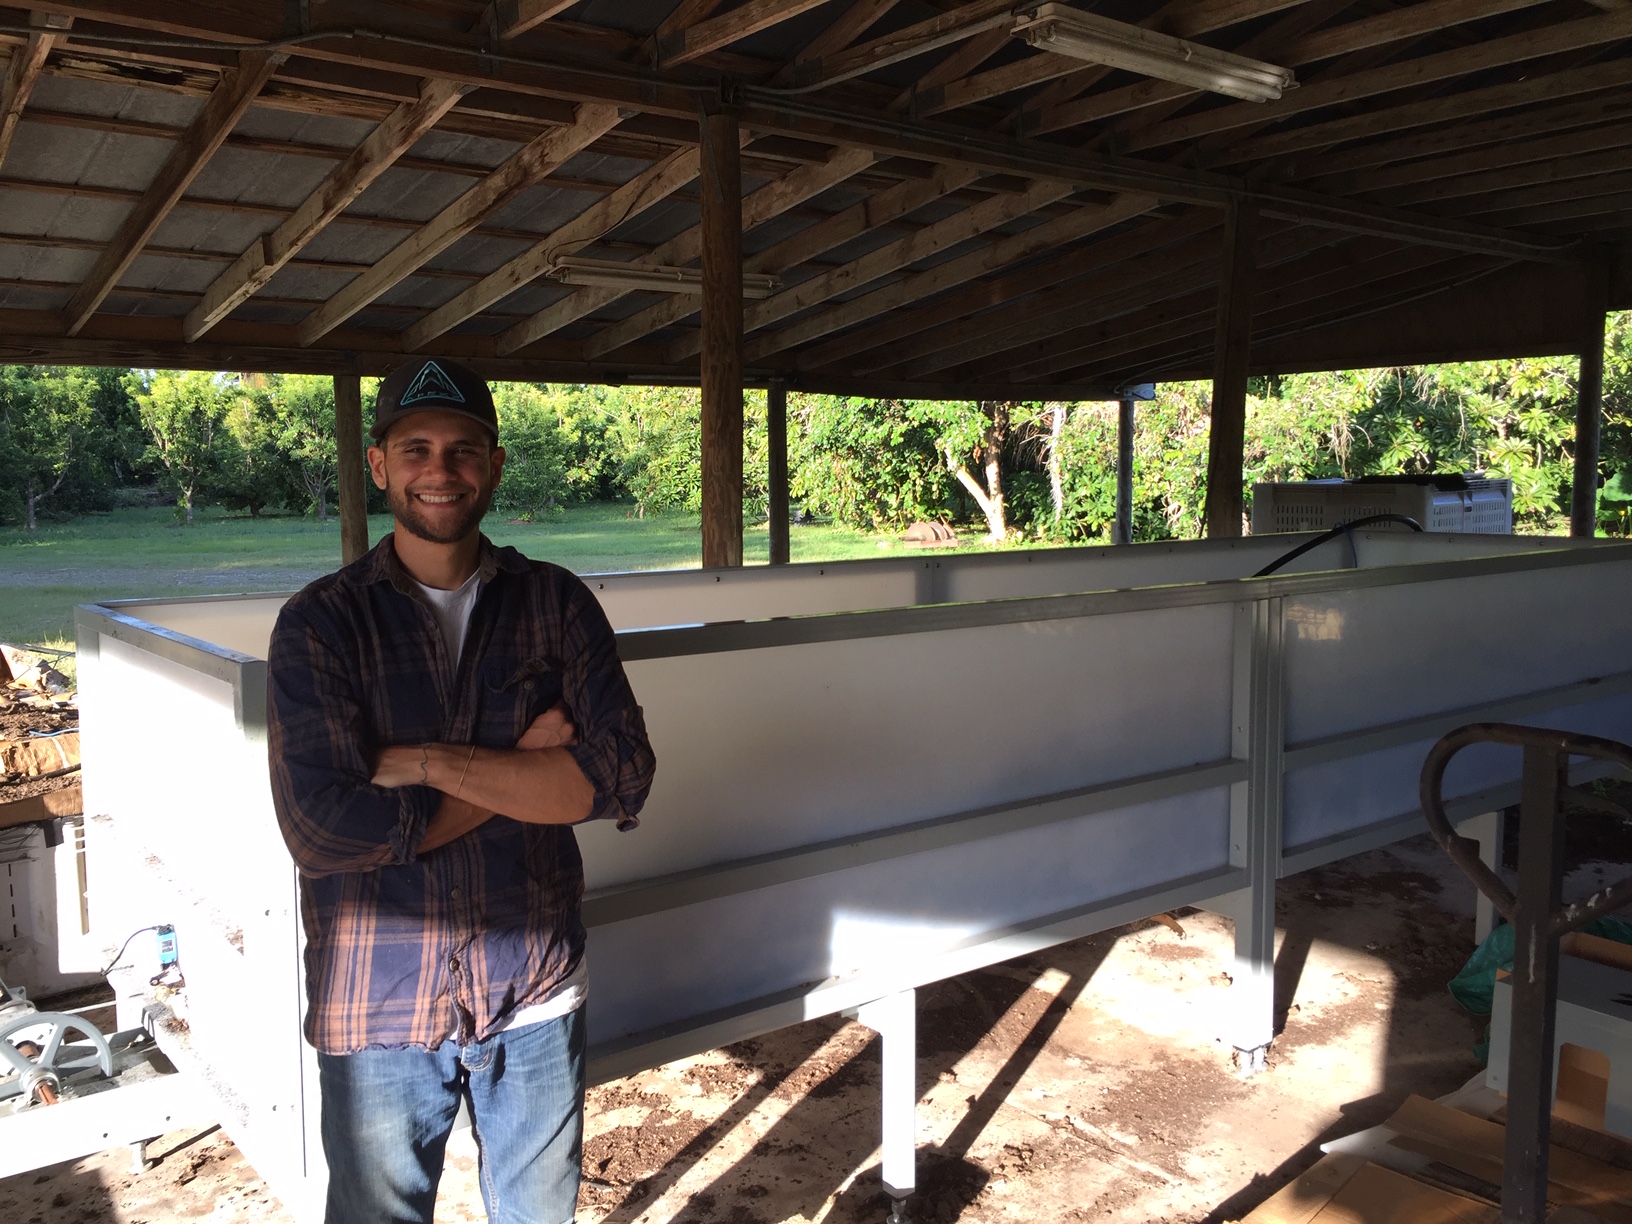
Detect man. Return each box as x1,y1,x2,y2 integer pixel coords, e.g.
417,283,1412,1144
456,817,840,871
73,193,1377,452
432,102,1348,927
267,357,655,1224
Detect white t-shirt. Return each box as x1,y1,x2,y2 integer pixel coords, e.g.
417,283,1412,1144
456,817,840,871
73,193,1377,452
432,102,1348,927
412,573,587,1034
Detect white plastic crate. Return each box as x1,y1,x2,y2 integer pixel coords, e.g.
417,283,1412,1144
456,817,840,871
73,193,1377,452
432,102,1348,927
1251,475,1513,535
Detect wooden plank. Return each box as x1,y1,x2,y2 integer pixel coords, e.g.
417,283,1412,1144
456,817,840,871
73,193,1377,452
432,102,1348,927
1308,1161,1497,1222
0,782,82,831
185,76,467,340
0,13,70,171
577,145,877,359
1126,8,1632,153
62,51,281,337
1389,148,1632,208
662,0,837,66
790,0,900,66
700,107,744,569
402,140,703,350
1388,1094,1632,1214
744,191,1158,362
334,373,369,565
296,101,622,347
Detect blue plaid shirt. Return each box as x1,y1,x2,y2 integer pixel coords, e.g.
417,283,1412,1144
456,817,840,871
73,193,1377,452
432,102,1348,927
267,534,654,1053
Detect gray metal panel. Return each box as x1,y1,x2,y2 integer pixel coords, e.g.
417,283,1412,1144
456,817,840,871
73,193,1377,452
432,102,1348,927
347,163,481,223
481,182,606,237
28,73,203,126
151,205,277,257
232,106,376,149
189,145,335,209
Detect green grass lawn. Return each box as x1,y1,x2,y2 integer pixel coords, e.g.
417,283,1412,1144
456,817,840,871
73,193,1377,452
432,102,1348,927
0,504,1005,646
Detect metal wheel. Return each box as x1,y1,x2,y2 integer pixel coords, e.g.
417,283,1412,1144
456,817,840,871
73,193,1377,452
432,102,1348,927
0,1011,114,1107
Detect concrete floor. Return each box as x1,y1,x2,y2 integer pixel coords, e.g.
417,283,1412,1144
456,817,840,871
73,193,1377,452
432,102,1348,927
0,832,1506,1223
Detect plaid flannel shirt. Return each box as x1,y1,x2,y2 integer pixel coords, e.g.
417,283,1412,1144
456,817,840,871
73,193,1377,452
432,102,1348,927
267,534,655,1054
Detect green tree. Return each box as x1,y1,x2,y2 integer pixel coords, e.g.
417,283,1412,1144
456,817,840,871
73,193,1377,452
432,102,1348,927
218,375,293,517
266,373,339,520
0,365,96,530
492,382,571,520
135,370,238,524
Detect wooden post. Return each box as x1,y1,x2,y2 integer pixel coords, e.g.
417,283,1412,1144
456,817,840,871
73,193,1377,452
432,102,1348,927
1115,394,1135,545
767,377,790,565
1571,263,1610,539
700,106,744,568
333,372,369,564
1204,201,1258,539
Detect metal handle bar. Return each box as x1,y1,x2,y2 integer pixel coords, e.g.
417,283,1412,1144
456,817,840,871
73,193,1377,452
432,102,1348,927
1420,722,1632,936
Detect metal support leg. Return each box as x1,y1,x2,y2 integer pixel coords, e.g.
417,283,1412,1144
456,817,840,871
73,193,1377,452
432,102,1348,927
129,1139,148,1176
1221,596,1284,1074
1457,810,1505,945
1208,886,1275,1073
857,989,916,1222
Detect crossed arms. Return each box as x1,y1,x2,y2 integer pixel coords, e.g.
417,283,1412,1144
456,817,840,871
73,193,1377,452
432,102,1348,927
371,705,594,852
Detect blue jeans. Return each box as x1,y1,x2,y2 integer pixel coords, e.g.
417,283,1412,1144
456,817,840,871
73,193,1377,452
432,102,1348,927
318,1008,586,1224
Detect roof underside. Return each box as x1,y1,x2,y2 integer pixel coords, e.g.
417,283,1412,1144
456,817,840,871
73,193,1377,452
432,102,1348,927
0,0,1626,397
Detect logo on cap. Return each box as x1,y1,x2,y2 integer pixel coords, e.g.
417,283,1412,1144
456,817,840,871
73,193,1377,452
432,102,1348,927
399,360,466,407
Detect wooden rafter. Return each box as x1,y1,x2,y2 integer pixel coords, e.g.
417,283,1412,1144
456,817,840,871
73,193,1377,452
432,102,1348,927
496,0,581,40
743,192,1159,363
789,0,1020,89
1223,59,1632,167
661,0,837,66
1124,7,1632,153
517,145,877,359
1032,0,1549,137
294,102,622,347
796,211,1221,373
401,142,705,351
62,51,281,337
0,12,70,170
589,160,984,358
184,77,468,341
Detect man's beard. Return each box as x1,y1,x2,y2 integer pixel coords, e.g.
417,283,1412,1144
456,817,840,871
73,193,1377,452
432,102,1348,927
386,478,493,545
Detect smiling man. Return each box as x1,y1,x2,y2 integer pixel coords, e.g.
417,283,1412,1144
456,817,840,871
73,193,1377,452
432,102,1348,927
266,357,655,1224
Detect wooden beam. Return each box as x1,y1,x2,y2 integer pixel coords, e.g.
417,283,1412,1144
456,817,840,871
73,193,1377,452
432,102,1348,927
1572,260,1610,536
0,13,70,171
574,145,876,360
901,25,1011,110
34,0,1579,265
1126,8,1632,154
1205,201,1257,539
700,107,744,569
334,372,369,564
810,210,1222,374
1002,238,1448,383
789,0,1019,89
657,162,983,362
1387,148,1632,209
745,191,1158,363
62,51,281,336
792,0,900,65
401,139,703,351
1034,0,1547,136
662,0,837,66
297,101,622,346
734,177,1076,349
1221,59,1632,167
185,77,467,340
496,0,581,40
1315,119,1632,197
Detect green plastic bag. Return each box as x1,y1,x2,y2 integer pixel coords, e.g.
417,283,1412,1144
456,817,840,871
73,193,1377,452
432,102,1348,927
1448,915,1632,1063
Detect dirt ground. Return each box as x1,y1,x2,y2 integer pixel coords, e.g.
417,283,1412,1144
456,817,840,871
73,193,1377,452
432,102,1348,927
3,826,1539,1224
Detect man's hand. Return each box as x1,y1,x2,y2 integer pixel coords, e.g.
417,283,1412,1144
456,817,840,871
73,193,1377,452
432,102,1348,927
516,704,578,750
372,745,429,789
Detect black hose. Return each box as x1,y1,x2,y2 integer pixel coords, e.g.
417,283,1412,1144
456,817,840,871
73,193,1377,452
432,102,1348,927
1252,513,1424,578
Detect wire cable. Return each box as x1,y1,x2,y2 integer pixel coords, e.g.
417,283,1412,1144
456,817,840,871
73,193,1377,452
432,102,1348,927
1252,513,1424,579
99,926,162,977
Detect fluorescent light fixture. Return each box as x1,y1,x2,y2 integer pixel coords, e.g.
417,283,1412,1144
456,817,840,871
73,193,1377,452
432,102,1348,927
1012,4,1296,103
546,256,779,299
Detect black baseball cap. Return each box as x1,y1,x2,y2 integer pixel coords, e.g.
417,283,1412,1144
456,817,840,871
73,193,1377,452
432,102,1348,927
371,358,499,441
